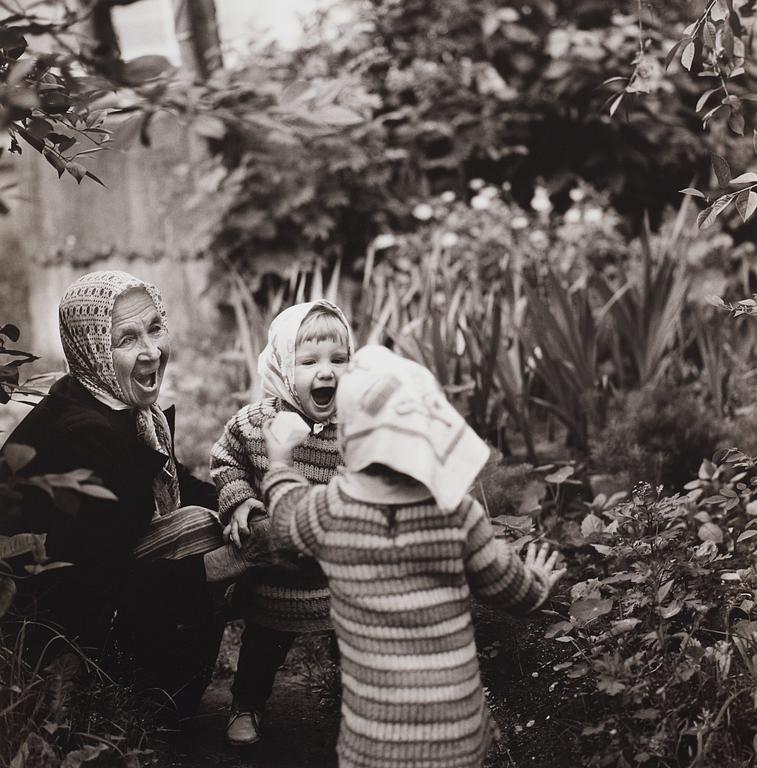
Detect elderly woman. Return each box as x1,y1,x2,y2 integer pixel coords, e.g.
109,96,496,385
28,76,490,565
3,271,241,720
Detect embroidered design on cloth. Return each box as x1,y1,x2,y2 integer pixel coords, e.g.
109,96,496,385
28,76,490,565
257,300,354,434
336,344,490,511
58,270,180,515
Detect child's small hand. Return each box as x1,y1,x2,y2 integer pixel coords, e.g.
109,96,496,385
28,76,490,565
524,541,567,592
262,413,309,466
224,499,264,549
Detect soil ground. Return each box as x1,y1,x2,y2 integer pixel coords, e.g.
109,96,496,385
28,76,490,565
158,606,587,768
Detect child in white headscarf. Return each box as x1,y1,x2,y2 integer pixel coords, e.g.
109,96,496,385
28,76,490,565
260,345,565,768
210,299,354,746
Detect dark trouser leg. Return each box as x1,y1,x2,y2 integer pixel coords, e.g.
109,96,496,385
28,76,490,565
115,559,226,720
232,623,295,709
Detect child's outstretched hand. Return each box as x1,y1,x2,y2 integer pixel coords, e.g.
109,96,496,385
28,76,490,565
262,411,311,466
524,541,566,592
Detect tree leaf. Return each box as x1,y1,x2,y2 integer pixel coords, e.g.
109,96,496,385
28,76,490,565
696,87,719,113
76,484,117,501
679,187,705,198
698,521,724,543
42,148,65,178
729,110,745,136
681,41,696,71
0,323,20,341
0,575,16,619
659,600,683,619
608,618,641,636
544,466,575,484
657,579,674,603
122,55,173,85
3,443,35,472
310,105,363,127
581,513,605,538
730,172,757,185
735,189,757,222
65,162,86,183
664,41,682,71
737,530,757,543
569,597,614,623
0,533,47,560
697,195,731,229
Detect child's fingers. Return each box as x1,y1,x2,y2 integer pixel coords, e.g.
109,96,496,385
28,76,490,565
222,523,232,544
230,520,242,549
548,567,568,588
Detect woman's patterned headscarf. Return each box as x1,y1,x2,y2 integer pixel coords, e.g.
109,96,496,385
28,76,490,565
336,345,490,511
257,300,354,428
59,270,180,515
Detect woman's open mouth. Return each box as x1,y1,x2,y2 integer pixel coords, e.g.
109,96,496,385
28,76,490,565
133,370,158,392
311,385,336,409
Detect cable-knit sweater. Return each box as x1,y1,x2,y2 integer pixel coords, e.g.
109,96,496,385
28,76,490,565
210,397,341,632
262,464,549,768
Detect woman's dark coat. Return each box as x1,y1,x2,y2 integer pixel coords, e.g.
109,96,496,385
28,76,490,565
2,374,223,716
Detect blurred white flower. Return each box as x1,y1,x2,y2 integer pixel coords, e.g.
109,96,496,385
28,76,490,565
469,178,485,191
529,231,548,249
440,232,459,248
546,29,571,59
534,346,543,360
531,186,552,213
440,190,456,203
511,215,528,230
471,195,491,210
412,203,434,221
501,181,512,191
481,185,498,199
373,233,398,250
569,187,585,202
584,206,603,223
498,7,519,22
564,207,581,224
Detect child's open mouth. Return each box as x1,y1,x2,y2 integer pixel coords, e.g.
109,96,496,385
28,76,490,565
311,385,336,408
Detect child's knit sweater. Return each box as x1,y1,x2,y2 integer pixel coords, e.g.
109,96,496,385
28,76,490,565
263,464,549,768
210,398,340,633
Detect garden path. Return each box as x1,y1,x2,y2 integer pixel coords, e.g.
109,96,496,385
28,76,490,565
159,608,583,768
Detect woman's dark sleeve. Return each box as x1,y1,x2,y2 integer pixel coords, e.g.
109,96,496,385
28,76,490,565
177,463,218,511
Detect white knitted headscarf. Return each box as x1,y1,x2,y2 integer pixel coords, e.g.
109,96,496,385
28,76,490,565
336,345,490,512
58,270,180,515
257,300,354,431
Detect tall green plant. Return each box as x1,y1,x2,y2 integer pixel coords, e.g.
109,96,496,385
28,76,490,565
595,216,689,388
524,273,606,452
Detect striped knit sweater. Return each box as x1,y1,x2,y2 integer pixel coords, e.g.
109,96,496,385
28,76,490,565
263,465,549,768
210,397,341,632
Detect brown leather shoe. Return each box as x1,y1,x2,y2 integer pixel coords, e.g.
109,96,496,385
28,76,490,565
225,705,262,747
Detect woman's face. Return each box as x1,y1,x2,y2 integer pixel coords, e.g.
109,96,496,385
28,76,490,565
111,289,170,408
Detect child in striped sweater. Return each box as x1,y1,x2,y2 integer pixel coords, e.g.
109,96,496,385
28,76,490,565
210,300,354,746
260,345,565,768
